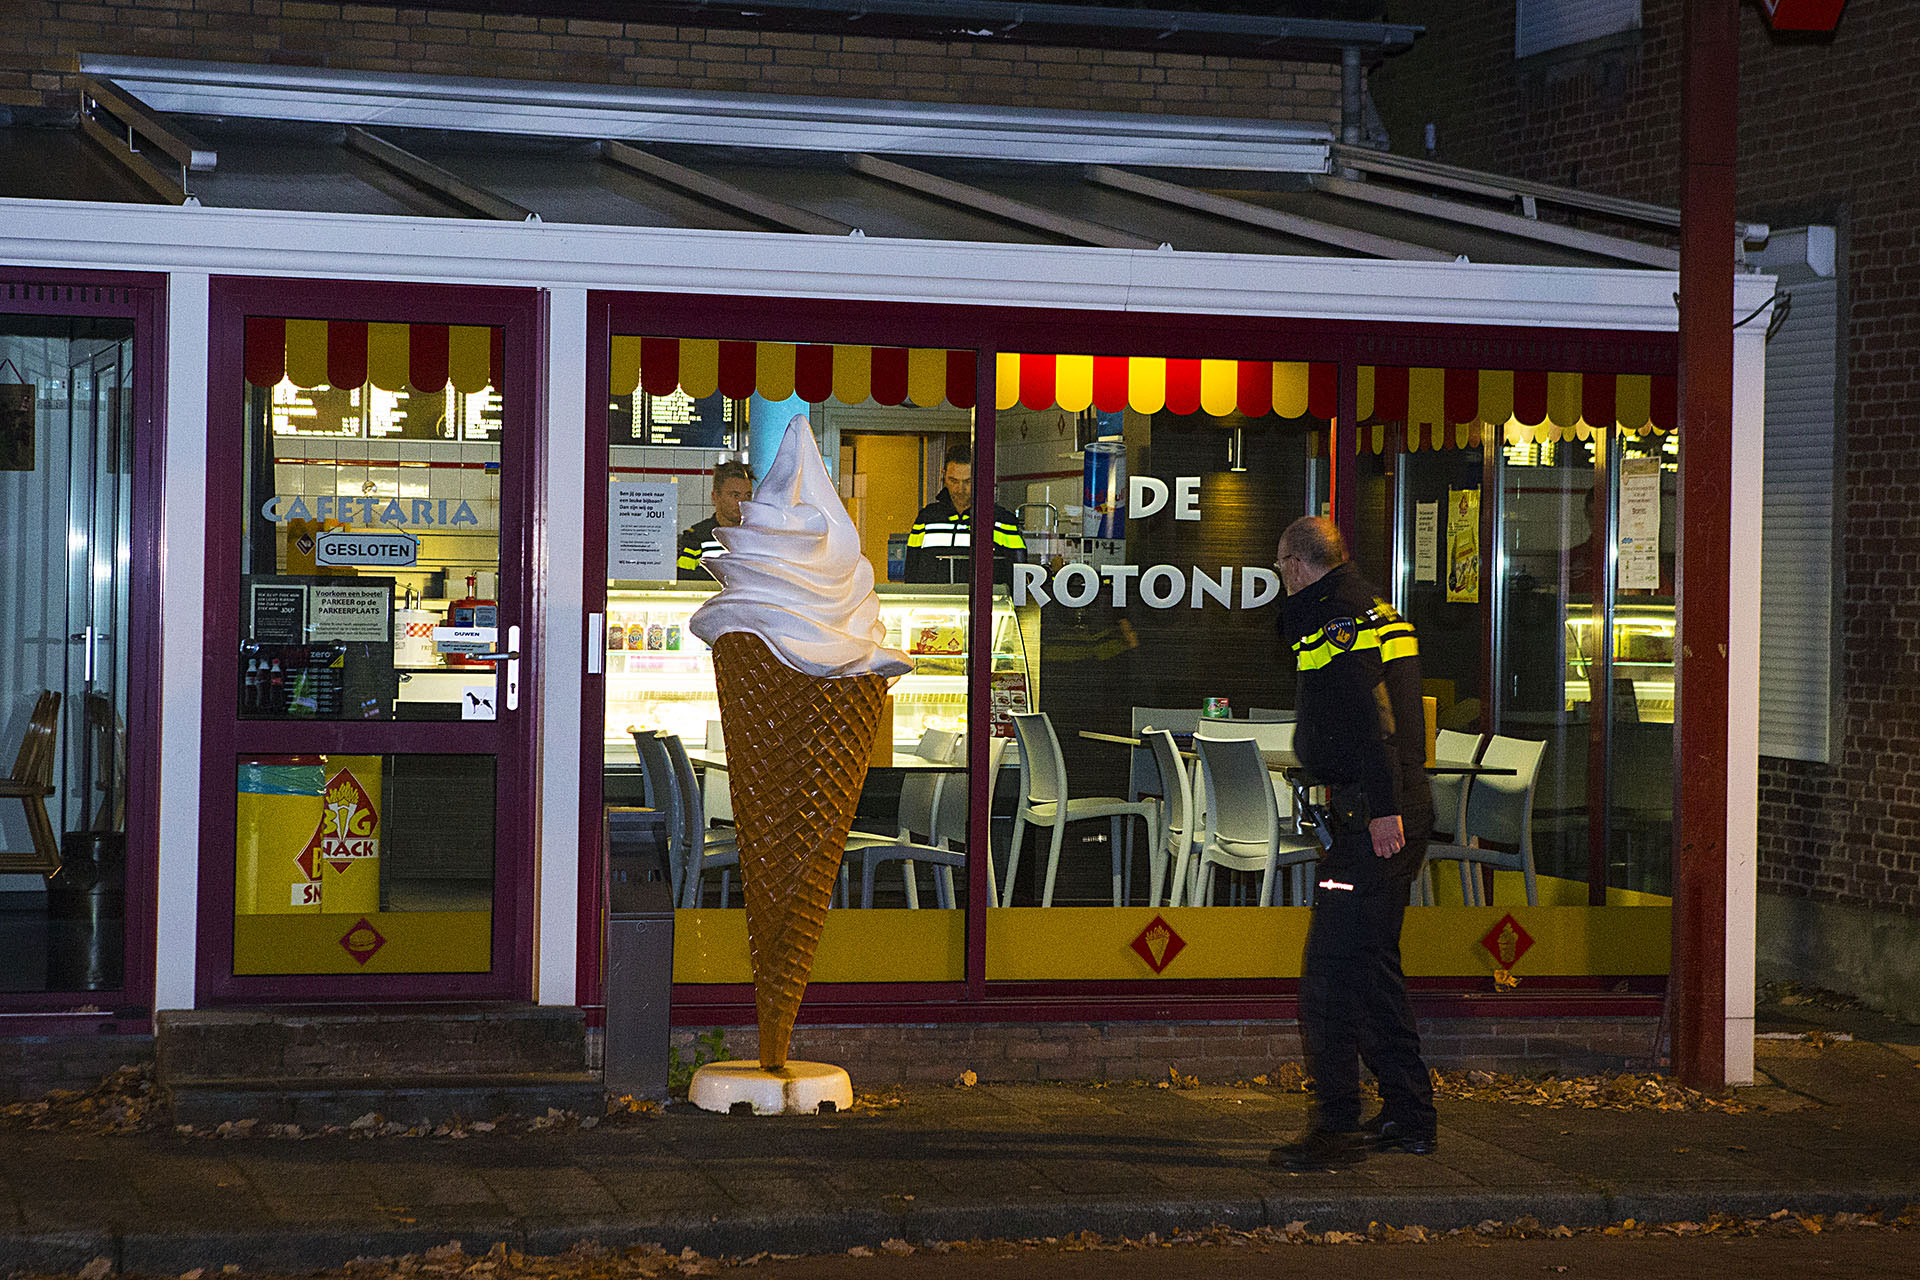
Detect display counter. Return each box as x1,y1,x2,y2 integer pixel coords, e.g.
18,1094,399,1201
1565,602,1675,724
604,584,1034,758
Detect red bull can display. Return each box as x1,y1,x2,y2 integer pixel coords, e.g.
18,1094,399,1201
1082,441,1126,541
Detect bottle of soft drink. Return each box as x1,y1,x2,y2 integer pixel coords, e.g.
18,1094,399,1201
268,659,285,713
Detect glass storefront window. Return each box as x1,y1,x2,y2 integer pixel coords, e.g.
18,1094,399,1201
238,326,505,724
1607,429,1678,897
1398,443,1485,735
233,752,494,973
987,351,1322,979
223,307,524,993
1499,434,1597,896
0,314,134,994
605,338,992,986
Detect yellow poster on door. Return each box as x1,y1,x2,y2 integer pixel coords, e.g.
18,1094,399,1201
1446,487,1480,604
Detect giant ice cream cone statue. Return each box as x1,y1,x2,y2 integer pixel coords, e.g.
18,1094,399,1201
687,418,911,1107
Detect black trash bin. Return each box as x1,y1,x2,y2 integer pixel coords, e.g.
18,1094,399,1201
47,831,125,992
604,807,674,1100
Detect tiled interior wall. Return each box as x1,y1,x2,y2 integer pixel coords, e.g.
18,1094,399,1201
608,444,731,533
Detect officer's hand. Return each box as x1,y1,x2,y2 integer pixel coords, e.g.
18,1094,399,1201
1369,815,1404,859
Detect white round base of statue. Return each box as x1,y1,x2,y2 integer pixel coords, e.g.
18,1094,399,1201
688,1061,853,1115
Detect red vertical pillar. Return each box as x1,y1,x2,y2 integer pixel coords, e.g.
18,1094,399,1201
1332,361,1358,543
1674,2,1738,1088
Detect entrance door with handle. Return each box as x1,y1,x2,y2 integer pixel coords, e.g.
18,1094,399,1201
201,279,541,1001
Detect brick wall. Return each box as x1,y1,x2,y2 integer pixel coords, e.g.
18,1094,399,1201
1374,0,1920,920
0,1032,151,1100
675,1016,1662,1082
0,0,1342,125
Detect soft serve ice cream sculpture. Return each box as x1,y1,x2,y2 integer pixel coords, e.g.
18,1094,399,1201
690,417,911,1080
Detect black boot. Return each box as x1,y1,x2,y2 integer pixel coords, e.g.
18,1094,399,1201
1269,1128,1364,1171
1372,1119,1437,1155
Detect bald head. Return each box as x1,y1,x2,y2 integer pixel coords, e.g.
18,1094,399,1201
1276,516,1347,594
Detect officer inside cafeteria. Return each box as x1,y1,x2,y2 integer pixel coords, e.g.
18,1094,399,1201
675,459,753,581
903,442,1026,585
1270,515,1438,1172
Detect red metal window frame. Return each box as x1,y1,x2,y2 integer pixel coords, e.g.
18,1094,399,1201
196,276,547,1005
578,290,1680,1029
0,268,166,1032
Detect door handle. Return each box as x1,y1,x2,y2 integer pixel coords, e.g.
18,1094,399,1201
68,626,96,682
468,625,522,710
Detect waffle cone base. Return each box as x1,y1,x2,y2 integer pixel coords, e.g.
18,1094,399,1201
709,632,887,1070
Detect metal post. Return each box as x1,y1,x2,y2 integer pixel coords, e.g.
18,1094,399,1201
1339,46,1364,178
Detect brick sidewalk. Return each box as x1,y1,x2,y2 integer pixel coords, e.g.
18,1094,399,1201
3,1034,1917,1273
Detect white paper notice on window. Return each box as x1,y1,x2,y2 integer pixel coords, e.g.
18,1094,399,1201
608,481,679,581
1617,457,1662,591
1413,502,1439,583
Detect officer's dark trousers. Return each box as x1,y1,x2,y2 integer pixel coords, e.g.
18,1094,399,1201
1299,831,1437,1135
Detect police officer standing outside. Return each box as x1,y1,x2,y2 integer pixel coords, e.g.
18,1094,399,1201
1271,515,1438,1171
903,443,1025,585
676,460,753,581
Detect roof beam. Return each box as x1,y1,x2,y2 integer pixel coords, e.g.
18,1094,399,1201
1087,165,1453,262
1330,144,1769,247
83,76,217,173
77,113,185,206
343,127,538,221
850,154,1158,250
601,142,853,236
1312,174,1681,270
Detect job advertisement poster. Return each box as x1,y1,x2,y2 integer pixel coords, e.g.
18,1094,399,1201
1413,501,1439,583
609,481,679,581
1618,457,1662,591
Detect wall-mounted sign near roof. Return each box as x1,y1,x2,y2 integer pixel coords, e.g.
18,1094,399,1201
244,317,503,393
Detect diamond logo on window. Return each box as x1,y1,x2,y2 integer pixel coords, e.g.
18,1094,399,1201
1130,914,1187,975
340,917,387,966
1480,913,1534,969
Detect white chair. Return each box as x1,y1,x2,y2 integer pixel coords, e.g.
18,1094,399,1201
1412,729,1483,906
843,728,960,908
1425,734,1547,907
1191,736,1321,907
661,733,740,909
1125,708,1201,887
1004,712,1158,908
842,734,1009,908
703,719,734,827
1143,729,1197,906
1247,707,1296,722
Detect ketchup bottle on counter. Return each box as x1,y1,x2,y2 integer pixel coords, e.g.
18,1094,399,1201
444,573,498,669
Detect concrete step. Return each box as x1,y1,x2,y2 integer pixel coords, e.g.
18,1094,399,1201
156,1005,590,1081
166,1070,604,1127
155,1005,600,1125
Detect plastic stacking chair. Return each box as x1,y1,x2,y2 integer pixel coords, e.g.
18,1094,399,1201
1004,712,1158,908
843,728,960,908
1412,729,1484,906
1424,734,1547,907
1192,736,1321,907
1143,729,1198,906
661,733,740,909
1125,707,1201,886
629,730,680,901
703,719,733,827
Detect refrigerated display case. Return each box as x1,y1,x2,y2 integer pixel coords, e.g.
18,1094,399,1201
1565,603,1675,724
603,584,1034,761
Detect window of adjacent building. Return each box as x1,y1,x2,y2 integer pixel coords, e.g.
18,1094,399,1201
1754,227,1841,763
1516,0,1641,59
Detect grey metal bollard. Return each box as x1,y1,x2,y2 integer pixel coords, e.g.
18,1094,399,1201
604,806,675,1099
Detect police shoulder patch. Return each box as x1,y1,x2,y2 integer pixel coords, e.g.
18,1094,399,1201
1326,617,1358,651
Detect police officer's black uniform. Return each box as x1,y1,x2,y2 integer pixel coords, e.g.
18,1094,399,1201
902,490,1025,585
675,516,725,581
1282,560,1437,1151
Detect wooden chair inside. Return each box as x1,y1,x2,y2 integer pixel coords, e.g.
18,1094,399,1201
0,691,62,876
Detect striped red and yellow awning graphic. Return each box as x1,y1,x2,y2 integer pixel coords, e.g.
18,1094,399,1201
244,318,504,394
608,340,1674,448
609,336,978,409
